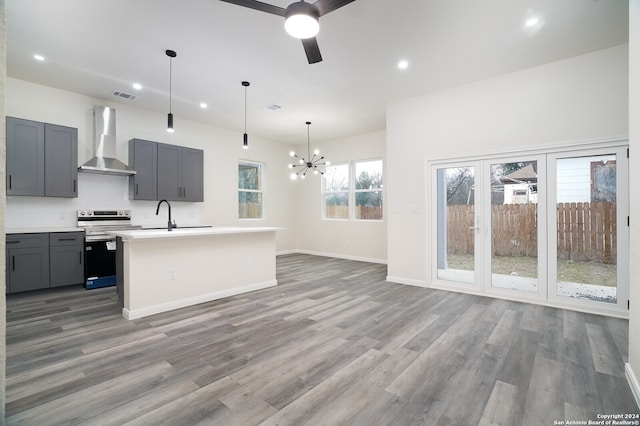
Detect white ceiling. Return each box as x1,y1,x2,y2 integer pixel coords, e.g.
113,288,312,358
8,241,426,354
6,0,629,144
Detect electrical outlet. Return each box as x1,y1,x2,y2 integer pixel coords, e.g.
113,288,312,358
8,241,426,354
168,269,177,280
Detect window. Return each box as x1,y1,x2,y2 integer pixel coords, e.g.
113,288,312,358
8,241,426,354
355,159,383,220
238,161,263,219
323,159,384,220
323,163,349,219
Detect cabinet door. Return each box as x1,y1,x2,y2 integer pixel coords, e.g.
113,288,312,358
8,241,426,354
181,147,204,202
45,123,78,197
129,139,158,200
6,117,45,196
7,247,50,293
157,143,182,201
50,245,84,287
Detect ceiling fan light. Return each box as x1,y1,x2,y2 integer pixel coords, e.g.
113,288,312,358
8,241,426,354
285,2,319,39
285,14,319,38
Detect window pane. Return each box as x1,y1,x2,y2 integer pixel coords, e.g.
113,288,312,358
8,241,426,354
490,161,538,292
355,160,383,189
239,191,262,218
436,166,475,284
355,191,383,220
239,163,261,190
325,192,349,219
556,154,617,303
325,164,349,191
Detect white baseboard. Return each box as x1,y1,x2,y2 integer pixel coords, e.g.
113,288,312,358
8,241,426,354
626,363,640,409
123,280,278,320
285,249,387,265
386,275,426,287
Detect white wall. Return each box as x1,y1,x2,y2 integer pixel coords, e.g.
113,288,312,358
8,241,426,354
291,130,387,263
5,78,298,252
627,0,640,407
386,45,629,285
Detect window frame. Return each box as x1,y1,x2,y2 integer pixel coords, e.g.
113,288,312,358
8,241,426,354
321,158,384,221
238,159,265,220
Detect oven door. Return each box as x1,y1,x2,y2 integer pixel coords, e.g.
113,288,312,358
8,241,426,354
84,238,117,289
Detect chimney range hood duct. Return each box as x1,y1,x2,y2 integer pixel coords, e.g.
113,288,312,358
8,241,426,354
78,106,136,175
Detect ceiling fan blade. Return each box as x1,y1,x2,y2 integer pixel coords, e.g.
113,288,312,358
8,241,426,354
313,0,356,16
219,0,286,17
302,37,323,64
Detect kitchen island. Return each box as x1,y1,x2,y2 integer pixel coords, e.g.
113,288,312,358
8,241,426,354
109,227,282,320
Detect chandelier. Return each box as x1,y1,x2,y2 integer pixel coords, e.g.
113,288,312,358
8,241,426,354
289,121,329,179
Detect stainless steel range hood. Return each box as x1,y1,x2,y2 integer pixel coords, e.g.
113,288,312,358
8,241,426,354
78,106,136,175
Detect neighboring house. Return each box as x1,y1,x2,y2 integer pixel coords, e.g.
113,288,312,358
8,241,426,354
556,155,616,203
501,163,538,204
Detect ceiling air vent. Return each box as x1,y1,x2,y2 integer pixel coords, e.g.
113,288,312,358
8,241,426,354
112,90,137,101
262,104,282,111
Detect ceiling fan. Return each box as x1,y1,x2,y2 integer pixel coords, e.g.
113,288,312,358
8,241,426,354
219,0,356,64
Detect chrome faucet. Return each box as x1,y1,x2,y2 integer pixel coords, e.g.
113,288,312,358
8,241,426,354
155,199,176,231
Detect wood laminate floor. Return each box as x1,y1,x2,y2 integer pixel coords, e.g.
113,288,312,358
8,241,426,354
5,254,639,425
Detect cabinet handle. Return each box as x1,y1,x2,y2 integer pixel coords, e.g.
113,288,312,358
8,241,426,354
57,238,76,241
6,241,20,244
9,175,12,190
73,179,77,193
79,251,82,265
12,256,15,271
136,184,139,195
177,187,181,197
182,187,186,197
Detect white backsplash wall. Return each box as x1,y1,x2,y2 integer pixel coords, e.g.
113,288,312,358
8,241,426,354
5,164,204,229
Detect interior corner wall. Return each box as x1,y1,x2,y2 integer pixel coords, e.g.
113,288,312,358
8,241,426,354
5,78,298,252
627,0,640,408
292,130,387,263
1,0,7,418
386,44,629,285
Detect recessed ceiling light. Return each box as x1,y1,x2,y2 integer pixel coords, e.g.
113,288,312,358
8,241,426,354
200,102,208,109
33,54,45,61
397,60,409,70
132,82,142,90
525,17,539,27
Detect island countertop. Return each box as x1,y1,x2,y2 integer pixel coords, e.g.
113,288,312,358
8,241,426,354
108,226,284,241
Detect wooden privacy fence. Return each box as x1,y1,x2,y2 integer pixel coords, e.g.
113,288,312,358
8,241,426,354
325,205,383,220
446,202,616,264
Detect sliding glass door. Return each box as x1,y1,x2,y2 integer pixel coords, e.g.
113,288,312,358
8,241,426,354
547,146,628,312
430,144,628,315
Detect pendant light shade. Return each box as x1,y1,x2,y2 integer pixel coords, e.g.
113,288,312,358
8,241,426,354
166,49,177,133
288,121,329,180
242,81,250,149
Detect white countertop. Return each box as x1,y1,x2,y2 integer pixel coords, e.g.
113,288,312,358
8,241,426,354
6,227,83,234
108,226,284,241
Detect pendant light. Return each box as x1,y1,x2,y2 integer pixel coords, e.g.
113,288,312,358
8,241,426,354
166,49,177,133
288,121,329,180
242,81,250,149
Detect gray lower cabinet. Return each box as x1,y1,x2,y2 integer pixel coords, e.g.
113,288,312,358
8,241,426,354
6,117,78,198
49,232,84,288
6,233,50,293
6,232,85,293
129,138,158,200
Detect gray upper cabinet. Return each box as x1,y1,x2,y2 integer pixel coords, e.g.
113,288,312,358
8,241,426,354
181,147,204,202
45,123,78,197
6,117,78,198
7,117,45,196
157,143,182,201
129,139,158,200
157,142,203,202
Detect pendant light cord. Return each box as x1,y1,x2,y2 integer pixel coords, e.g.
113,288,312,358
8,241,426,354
244,85,247,133
169,57,173,113
307,122,311,160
